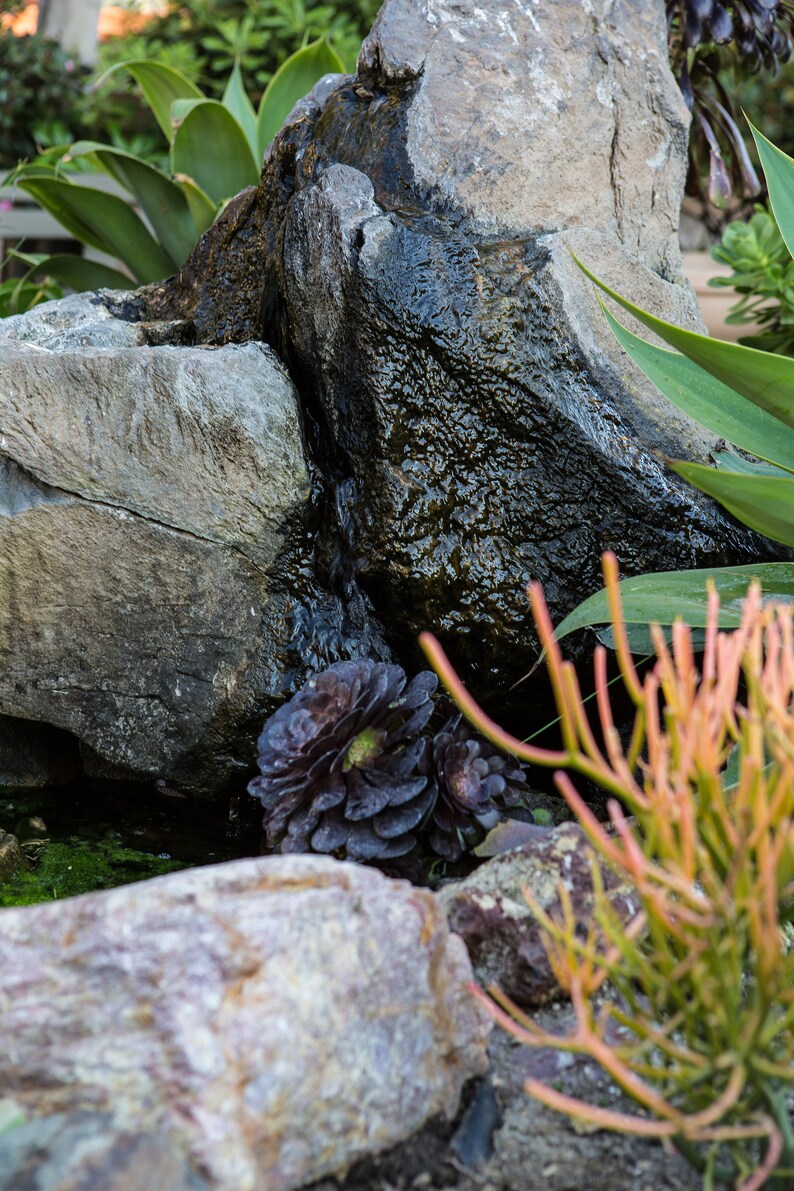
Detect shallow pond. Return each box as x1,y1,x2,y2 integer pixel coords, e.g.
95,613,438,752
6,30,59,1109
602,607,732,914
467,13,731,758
0,781,264,906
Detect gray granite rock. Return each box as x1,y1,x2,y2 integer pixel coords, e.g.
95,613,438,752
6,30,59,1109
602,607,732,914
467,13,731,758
0,294,314,793
0,854,490,1191
0,1111,210,1191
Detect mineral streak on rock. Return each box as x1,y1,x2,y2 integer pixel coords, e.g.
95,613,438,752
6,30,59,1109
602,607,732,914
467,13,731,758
0,855,491,1191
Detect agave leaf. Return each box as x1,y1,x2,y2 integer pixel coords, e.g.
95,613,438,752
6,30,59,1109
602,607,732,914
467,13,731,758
26,253,132,292
712,448,792,479
14,177,174,284
169,98,207,130
670,461,794,547
552,563,794,641
222,62,259,161
576,256,794,428
172,174,218,237
601,304,794,473
749,122,794,263
257,36,346,160
171,101,259,205
97,60,204,144
66,142,195,267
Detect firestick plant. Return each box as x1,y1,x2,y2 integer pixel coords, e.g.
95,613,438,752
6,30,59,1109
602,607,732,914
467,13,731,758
421,554,794,1190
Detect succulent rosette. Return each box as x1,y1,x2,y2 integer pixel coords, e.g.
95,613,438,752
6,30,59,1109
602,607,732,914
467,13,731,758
421,706,530,861
248,659,438,860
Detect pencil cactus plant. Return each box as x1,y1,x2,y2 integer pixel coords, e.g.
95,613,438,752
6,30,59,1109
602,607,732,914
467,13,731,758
422,553,794,1189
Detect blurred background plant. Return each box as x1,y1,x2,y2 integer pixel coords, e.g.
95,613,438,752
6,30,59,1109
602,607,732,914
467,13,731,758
709,203,794,352
423,555,794,1189
666,0,794,207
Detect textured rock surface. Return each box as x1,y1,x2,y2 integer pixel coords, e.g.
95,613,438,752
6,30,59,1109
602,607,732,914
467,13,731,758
437,821,636,1006
146,0,783,713
0,1112,210,1191
302,1022,700,1191
0,854,490,1191
0,292,316,793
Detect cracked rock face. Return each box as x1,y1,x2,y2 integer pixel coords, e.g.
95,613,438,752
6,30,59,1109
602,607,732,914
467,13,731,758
0,293,313,794
0,854,490,1191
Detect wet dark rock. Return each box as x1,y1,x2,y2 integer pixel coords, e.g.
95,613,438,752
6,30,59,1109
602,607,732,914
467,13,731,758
144,0,784,718
0,1111,210,1191
436,821,636,1007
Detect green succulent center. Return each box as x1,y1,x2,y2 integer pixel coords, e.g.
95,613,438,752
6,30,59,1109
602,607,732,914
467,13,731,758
344,726,387,770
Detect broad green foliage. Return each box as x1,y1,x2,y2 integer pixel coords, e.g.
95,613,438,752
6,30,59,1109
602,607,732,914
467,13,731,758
710,206,794,356
563,124,794,639
424,555,794,1190
3,39,344,295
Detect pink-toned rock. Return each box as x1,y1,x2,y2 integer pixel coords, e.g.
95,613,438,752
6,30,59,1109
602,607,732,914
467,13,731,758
0,855,490,1191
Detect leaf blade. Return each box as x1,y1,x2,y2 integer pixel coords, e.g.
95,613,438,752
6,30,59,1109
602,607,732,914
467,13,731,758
257,36,345,159
14,178,174,284
601,303,794,473
97,60,204,144
750,121,794,262
576,255,794,429
552,563,794,640
670,461,794,547
66,142,196,267
170,101,259,205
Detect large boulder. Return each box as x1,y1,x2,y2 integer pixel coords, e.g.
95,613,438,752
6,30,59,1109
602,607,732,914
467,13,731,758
147,0,781,714
0,292,385,793
0,854,490,1191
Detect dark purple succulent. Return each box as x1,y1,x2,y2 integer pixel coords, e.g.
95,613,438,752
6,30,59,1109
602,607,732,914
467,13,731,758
248,659,438,861
421,707,530,862
666,0,794,205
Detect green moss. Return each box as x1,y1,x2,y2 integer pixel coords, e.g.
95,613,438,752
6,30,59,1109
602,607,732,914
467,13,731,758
0,836,186,907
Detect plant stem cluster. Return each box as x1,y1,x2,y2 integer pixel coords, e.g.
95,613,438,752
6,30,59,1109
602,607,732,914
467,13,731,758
422,553,794,1189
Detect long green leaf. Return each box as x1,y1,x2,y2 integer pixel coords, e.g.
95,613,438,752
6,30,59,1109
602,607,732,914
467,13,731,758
172,174,218,237
27,253,132,292
66,142,196,267
257,37,345,160
750,122,794,261
171,101,259,205
553,563,794,641
601,303,794,473
98,60,204,144
712,449,792,479
670,461,794,546
576,256,794,428
222,62,258,161
14,178,174,284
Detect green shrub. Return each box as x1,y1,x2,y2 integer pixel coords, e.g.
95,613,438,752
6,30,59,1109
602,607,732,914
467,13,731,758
0,31,88,168
93,0,379,111
709,205,794,356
